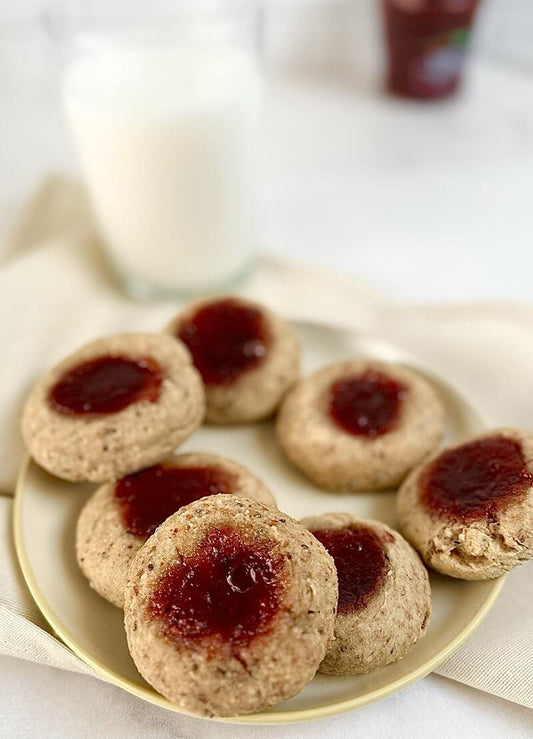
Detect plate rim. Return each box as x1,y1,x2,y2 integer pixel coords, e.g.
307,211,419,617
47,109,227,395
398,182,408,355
13,322,507,724
13,462,505,724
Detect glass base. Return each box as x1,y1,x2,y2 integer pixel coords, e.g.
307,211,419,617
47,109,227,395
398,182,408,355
111,259,255,302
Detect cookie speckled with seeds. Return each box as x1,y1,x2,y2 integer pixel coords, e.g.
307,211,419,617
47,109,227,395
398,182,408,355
277,359,444,492
166,296,300,423
397,428,533,579
124,496,337,717
22,333,205,482
76,452,277,608
302,513,431,675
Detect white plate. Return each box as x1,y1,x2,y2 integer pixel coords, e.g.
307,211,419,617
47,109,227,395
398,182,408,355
14,320,504,724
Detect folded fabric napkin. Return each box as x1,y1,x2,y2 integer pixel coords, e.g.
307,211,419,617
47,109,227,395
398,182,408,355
0,177,531,709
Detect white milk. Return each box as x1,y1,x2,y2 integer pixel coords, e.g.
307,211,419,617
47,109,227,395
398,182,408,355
64,46,259,295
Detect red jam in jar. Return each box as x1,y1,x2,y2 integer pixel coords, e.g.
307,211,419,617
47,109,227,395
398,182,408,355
383,0,481,99
48,355,163,416
311,526,388,613
420,435,533,521
150,527,283,648
177,298,269,386
328,370,406,437
115,464,234,538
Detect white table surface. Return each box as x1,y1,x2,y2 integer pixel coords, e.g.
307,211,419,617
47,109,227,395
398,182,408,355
0,655,532,739
258,60,533,303
1,58,533,737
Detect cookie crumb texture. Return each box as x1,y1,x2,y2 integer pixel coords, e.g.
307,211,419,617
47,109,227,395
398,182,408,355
302,513,431,675
124,496,338,717
22,333,205,482
398,429,533,579
76,452,276,608
277,360,445,492
167,297,300,423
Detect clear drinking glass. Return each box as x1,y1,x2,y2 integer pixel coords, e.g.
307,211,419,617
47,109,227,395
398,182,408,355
57,1,262,299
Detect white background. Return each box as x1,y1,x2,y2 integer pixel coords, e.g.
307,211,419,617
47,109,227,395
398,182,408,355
2,0,533,302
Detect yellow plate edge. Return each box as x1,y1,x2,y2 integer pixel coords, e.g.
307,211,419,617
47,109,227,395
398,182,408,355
13,454,506,724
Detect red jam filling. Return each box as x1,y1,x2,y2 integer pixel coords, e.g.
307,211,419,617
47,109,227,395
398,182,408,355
420,435,533,521
48,355,162,416
150,527,282,648
311,526,388,614
115,465,234,539
328,370,406,437
177,298,269,386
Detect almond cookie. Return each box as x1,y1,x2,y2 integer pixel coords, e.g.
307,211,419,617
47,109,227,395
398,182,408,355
124,496,338,717
22,333,204,482
277,359,444,491
76,453,276,608
397,428,533,579
302,513,431,675
166,296,299,423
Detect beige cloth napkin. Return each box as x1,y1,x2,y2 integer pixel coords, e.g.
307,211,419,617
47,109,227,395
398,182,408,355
1,177,532,709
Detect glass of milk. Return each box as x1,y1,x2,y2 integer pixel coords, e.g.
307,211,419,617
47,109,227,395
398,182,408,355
61,1,262,298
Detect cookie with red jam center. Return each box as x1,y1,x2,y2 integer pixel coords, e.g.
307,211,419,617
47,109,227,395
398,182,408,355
76,453,276,608
277,359,444,492
397,428,533,579
166,296,300,423
124,496,338,717
22,333,205,482
302,513,431,675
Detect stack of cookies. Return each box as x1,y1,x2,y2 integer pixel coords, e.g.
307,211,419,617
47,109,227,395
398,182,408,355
21,295,533,717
